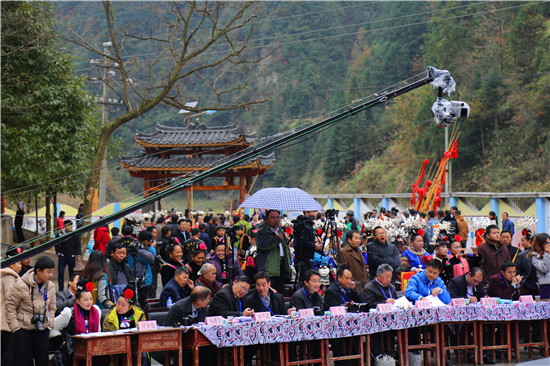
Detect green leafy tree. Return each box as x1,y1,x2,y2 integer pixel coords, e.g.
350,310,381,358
1,1,98,233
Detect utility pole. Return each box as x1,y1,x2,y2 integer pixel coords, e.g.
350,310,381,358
89,42,122,210
444,127,452,204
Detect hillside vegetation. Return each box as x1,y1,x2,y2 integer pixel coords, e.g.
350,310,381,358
59,1,550,202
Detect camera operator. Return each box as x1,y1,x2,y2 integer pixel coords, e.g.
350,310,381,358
6,256,56,366
293,211,323,284
127,230,156,308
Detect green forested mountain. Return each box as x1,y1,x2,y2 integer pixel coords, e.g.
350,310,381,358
55,1,550,203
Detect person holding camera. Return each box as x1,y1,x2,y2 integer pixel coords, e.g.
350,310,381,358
127,230,156,308
6,256,56,366
293,212,322,284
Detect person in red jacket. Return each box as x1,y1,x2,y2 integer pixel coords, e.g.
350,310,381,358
56,211,66,236
93,225,110,254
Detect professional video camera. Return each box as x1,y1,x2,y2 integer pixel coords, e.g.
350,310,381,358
312,306,325,316
431,98,470,127
344,301,369,313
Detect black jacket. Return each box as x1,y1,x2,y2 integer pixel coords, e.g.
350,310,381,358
159,278,191,307
164,297,207,326
172,229,190,247
516,250,538,292
361,280,397,309
55,288,76,316
108,259,133,286
323,280,364,310
447,273,487,300
207,285,245,317
290,287,324,310
55,234,81,258
245,289,285,315
366,240,401,279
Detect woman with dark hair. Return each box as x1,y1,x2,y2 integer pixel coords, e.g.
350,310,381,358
186,248,206,282
1,246,22,365
102,285,145,331
528,233,550,299
207,242,244,284
80,250,112,309
51,279,101,365
234,225,251,265
160,244,184,287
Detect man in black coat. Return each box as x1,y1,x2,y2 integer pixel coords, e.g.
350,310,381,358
164,286,211,326
159,267,192,307
366,227,401,280
55,220,82,289
324,266,364,311
290,269,323,310
361,264,397,358
324,266,364,366
447,267,486,303
172,219,191,246
164,286,212,366
245,272,286,315
55,273,79,316
447,267,495,364
207,275,254,317
361,264,397,309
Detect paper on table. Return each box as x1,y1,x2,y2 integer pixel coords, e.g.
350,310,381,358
426,295,446,307
393,296,412,308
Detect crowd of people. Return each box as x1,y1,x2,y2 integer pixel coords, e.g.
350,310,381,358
1,207,549,365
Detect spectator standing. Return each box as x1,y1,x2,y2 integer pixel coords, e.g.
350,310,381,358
105,227,121,258
187,249,206,282
172,219,191,246
160,244,184,287
207,242,243,285
366,227,401,280
6,256,56,366
441,210,458,237
155,216,165,241
157,225,176,262
425,210,439,244
338,231,368,288
528,233,550,299
256,210,291,294
401,233,428,272
93,224,110,254
198,223,212,251
183,228,206,263
14,202,25,243
127,230,156,307
1,247,22,365
56,211,66,236
488,211,498,226
454,210,469,246
501,230,520,262
477,225,510,283
501,212,514,237
108,244,133,300
55,220,82,290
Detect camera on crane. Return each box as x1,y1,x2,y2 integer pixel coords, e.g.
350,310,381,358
431,98,470,127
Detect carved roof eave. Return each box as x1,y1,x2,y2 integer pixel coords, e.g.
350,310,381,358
135,135,253,148
119,161,272,173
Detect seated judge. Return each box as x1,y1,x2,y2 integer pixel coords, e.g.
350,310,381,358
361,264,397,359
362,264,397,309
405,259,451,304
290,269,324,310
207,275,254,317
447,267,486,303
164,286,211,326
159,266,194,307
245,271,287,315
487,260,522,300
324,265,364,310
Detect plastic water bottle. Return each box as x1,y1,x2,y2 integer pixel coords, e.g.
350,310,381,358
167,297,173,308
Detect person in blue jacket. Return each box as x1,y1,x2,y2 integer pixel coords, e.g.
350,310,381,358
405,258,451,304
401,233,428,272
